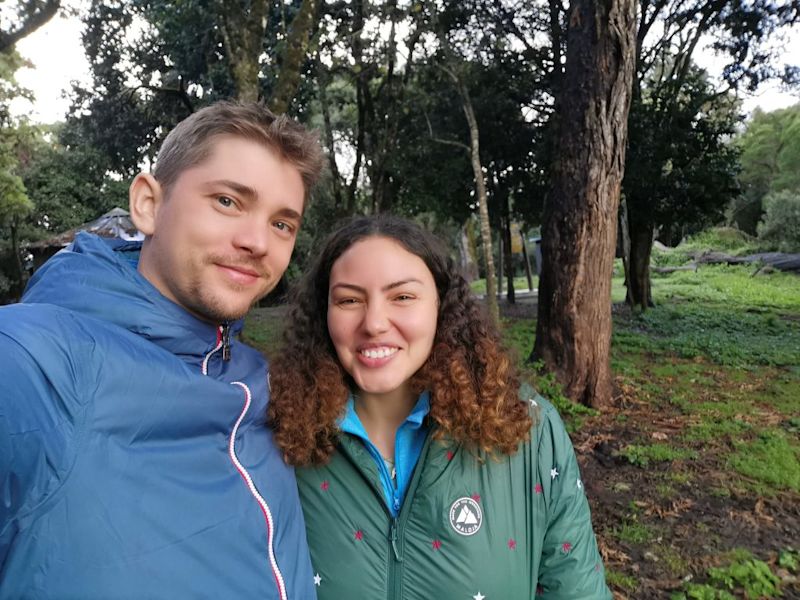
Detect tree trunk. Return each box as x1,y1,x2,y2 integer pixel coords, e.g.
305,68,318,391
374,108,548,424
9,218,26,300
521,230,534,291
269,0,319,115
458,81,499,326
316,62,344,212
531,0,636,409
627,215,655,309
618,194,631,301
217,0,269,102
503,211,515,305
497,229,504,296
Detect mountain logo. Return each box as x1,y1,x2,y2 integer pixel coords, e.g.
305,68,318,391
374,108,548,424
449,497,483,536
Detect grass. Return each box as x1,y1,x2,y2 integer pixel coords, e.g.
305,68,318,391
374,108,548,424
623,443,697,467
727,430,800,494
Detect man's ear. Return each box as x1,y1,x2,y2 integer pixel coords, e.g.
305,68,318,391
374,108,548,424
129,173,163,236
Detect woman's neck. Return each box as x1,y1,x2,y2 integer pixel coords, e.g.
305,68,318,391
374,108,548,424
354,385,417,461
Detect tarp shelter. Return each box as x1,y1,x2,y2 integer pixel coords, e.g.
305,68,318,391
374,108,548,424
26,208,144,271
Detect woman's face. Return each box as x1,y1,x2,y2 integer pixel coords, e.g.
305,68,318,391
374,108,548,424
327,236,439,402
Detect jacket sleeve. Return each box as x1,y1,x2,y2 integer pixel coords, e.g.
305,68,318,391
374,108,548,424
534,398,611,599
0,330,84,566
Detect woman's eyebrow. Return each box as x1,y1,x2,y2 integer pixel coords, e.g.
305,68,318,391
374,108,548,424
330,279,423,294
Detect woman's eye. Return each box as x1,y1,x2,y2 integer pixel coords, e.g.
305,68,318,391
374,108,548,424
217,196,234,208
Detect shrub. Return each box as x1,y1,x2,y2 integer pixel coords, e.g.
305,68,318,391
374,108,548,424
757,190,800,252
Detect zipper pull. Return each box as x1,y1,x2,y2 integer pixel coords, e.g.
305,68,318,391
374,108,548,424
221,323,232,362
390,519,402,562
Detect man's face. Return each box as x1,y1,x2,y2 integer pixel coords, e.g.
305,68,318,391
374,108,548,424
138,135,305,323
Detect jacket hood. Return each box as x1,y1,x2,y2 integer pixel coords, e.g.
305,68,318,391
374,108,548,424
22,232,244,361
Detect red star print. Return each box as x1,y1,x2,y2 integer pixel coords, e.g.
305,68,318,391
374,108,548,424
508,538,517,550
595,562,601,572
446,450,455,461
534,483,543,494
432,540,442,550
354,530,364,541
561,541,572,554
471,493,481,502
320,481,330,491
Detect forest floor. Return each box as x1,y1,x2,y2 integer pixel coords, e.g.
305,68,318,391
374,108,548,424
245,261,800,600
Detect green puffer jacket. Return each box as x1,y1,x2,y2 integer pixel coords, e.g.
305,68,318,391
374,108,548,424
297,391,611,599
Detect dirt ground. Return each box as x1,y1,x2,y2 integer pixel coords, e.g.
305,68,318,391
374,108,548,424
498,298,800,599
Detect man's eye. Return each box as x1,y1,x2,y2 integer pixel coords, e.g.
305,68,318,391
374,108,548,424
275,221,293,232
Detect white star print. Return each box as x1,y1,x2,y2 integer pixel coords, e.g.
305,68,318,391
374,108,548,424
550,467,559,480
577,478,583,489
473,593,486,600
529,398,538,407
313,573,321,586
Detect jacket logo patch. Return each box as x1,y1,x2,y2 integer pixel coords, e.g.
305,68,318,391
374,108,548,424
449,497,482,536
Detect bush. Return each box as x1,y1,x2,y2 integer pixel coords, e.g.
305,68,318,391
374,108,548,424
757,190,800,252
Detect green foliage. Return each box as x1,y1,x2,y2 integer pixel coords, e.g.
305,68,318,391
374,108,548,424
708,558,781,599
673,550,783,599
625,64,741,241
732,105,800,233
678,228,761,256
605,569,637,592
613,519,654,544
778,548,799,573
728,430,800,494
622,443,697,467
757,189,800,252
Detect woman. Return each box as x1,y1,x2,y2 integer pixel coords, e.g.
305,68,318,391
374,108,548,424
268,215,611,599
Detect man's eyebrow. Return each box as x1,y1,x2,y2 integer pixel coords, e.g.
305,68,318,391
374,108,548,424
274,207,303,221
330,279,423,294
207,179,258,200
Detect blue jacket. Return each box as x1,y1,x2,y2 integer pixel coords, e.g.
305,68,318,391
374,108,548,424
0,233,316,599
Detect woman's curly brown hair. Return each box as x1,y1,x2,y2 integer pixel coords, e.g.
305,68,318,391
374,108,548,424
267,214,532,466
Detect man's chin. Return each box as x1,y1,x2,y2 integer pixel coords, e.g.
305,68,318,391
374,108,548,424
185,293,261,325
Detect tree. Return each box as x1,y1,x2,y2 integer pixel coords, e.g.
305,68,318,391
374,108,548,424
66,0,321,176
0,0,60,52
624,64,741,306
0,50,34,300
731,105,800,233
623,0,799,310
531,0,636,408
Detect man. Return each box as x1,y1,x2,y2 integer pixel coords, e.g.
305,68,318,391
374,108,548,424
0,102,324,598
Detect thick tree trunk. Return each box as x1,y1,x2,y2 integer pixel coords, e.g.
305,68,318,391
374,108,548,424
531,0,636,409
269,0,319,114
627,215,655,309
316,63,344,212
217,0,269,102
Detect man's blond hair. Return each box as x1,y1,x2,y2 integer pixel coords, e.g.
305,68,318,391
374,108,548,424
153,101,324,201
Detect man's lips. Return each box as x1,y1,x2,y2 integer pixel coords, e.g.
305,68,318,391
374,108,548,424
216,263,264,284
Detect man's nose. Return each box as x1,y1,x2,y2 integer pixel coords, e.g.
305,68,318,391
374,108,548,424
233,221,270,256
